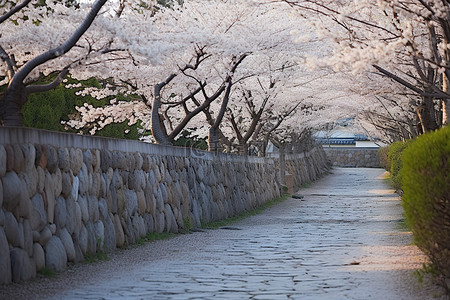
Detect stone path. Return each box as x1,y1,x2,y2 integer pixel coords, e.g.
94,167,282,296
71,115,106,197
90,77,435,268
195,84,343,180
1,168,444,299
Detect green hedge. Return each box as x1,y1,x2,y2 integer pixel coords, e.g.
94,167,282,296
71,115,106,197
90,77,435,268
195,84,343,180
388,140,411,190
401,126,450,281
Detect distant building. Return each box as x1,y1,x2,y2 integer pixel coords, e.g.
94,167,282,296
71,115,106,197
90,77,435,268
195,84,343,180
314,131,381,148
313,118,382,148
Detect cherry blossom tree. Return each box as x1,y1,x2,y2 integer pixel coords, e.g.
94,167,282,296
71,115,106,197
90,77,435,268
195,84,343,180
2,0,387,151
1,0,185,128
276,0,450,135
215,54,311,154
64,0,311,151
0,0,111,126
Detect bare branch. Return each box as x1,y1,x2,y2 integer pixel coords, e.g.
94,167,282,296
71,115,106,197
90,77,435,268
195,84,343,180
228,108,244,142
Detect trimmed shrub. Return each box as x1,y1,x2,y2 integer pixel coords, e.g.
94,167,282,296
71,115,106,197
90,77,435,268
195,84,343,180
401,126,450,283
388,140,412,190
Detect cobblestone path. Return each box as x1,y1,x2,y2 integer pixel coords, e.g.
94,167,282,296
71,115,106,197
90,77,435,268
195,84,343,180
2,168,440,299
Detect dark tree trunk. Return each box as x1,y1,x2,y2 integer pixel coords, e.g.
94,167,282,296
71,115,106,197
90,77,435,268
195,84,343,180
2,68,69,126
1,82,27,126
208,81,233,152
151,82,172,145
417,97,439,133
208,127,222,153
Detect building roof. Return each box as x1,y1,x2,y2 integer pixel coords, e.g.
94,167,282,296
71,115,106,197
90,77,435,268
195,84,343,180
316,138,355,145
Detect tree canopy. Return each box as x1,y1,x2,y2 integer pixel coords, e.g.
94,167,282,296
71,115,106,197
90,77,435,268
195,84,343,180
1,0,446,151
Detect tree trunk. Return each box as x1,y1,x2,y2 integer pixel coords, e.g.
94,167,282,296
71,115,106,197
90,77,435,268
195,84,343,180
417,102,438,133
151,92,172,145
261,139,268,157
418,80,438,133
208,127,221,152
1,82,27,126
207,81,232,152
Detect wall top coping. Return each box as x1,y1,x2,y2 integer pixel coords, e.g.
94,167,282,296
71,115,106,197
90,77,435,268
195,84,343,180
0,127,276,164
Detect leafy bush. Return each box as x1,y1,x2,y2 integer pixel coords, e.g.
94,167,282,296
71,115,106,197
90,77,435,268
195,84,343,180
401,126,450,285
388,140,411,190
23,86,73,131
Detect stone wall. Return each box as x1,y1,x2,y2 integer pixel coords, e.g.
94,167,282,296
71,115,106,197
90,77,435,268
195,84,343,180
323,147,381,168
0,127,329,284
284,148,330,188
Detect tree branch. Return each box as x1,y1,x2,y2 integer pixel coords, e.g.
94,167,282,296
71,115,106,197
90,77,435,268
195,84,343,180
160,83,206,105
428,23,443,65
11,0,107,86
0,0,32,25
166,53,247,142
228,108,244,142
373,64,449,98
0,44,15,81
26,68,69,94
